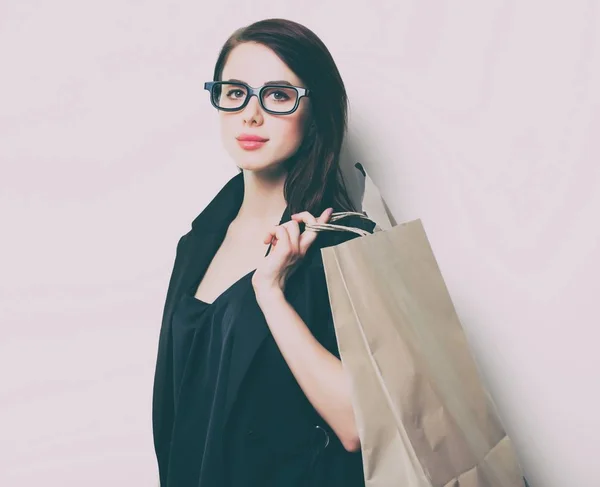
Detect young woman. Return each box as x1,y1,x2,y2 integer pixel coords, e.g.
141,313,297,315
152,18,375,487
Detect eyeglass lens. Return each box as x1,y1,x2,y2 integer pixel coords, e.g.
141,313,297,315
212,83,298,113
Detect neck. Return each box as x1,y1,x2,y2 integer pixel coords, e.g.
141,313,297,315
236,167,288,226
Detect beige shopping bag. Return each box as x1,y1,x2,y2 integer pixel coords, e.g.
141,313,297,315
307,165,526,487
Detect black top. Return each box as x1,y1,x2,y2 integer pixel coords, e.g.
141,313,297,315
165,269,255,486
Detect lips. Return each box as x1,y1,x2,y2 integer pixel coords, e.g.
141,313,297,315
236,134,268,142
237,139,266,150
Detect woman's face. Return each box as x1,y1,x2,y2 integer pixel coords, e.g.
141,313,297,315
218,42,311,174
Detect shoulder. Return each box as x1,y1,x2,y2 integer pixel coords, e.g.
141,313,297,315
168,230,195,276
173,230,192,258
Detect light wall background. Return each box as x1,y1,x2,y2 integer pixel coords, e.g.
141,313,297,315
1,1,598,486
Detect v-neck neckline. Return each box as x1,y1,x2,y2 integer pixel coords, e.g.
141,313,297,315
186,269,254,307
185,237,272,307
183,171,303,309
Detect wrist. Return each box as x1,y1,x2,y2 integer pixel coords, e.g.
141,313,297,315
252,281,285,307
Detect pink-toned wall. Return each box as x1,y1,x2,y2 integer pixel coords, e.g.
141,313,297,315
1,2,598,486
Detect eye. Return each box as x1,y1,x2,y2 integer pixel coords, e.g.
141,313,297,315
263,88,291,102
226,89,246,99
271,90,289,101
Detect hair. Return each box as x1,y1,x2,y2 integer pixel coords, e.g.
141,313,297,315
211,18,357,215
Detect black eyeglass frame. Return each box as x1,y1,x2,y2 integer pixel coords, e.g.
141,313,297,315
204,81,311,115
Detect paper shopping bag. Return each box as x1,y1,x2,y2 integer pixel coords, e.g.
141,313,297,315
308,165,526,487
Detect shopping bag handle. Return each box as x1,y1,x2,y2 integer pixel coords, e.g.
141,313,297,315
304,211,374,237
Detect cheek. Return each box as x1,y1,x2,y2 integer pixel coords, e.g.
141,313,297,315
274,117,305,150
219,116,238,149
219,115,232,137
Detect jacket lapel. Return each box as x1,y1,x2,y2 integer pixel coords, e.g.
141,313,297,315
178,171,292,429
178,172,244,293
176,231,226,299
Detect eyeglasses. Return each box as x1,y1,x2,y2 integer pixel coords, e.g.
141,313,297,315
204,81,310,115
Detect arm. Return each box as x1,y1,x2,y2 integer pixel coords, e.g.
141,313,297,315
254,287,361,453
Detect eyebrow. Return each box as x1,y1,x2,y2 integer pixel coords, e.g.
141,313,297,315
225,78,294,86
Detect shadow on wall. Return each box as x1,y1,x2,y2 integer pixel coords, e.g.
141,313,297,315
354,162,398,226
341,135,397,226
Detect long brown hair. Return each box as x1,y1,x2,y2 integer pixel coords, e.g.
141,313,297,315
212,18,356,215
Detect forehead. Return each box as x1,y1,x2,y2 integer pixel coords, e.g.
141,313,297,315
221,42,304,87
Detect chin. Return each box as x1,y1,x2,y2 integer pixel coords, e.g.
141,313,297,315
236,156,288,175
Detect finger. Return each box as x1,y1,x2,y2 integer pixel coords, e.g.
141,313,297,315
290,211,318,227
299,223,320,253
298,218,324,254
282,220,301,254
274,225,291,252
263,228,277,245
292,208,333,229
291,211,318,235
317,207,334,224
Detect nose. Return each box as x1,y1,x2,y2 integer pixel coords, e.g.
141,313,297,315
244,93,261,111
242,94,263,124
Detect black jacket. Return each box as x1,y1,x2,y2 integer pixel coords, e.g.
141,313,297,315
152,172,376,486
